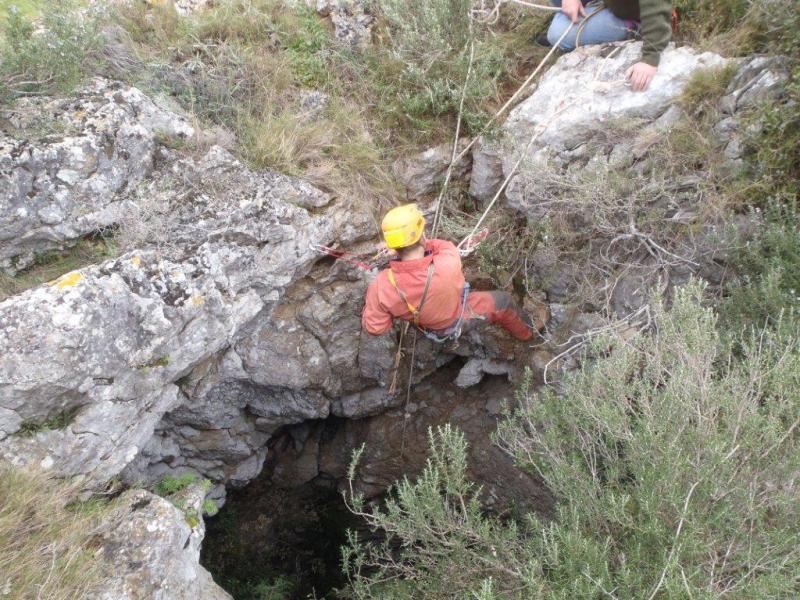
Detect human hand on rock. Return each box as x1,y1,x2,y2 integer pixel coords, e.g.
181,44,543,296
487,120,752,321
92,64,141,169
363,267,379,283
625,62,658,91
562,0,587,23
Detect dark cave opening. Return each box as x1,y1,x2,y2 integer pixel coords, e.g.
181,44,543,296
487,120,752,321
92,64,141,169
201,467,362,599
201,365,553,599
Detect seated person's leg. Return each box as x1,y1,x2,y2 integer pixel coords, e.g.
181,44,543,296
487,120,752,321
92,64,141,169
547,0,634,51
573,2,635,46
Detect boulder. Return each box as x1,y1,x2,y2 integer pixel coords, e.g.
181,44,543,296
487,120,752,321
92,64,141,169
0,78,194,273
471,42,728,205
393,138,472,199
92,484,230,600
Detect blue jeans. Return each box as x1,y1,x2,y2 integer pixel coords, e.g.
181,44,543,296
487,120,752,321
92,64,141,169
547,0,638,50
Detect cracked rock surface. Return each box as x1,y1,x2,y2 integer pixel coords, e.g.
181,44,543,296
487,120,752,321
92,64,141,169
93,483,231,600
0,78,195,273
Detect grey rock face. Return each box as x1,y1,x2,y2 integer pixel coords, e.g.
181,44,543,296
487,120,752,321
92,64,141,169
393,138,472,200
720,55,792,114
118,264,391,494
716,55,793,164
478,42,728,210
0,124,373,486
92,484,230,600
472,43,786,316
292,0,374,49
469,138,505,203
0,78,194,273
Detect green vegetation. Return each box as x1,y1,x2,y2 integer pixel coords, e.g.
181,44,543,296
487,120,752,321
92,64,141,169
15,408,78,437
721,201,800,334
153,473,217,526
0,237,118,302
153,472,200,497
345,283,800,598
0,465,117,600
0,0,47,22
105,0,550,204
0,0,102,103
675,0,800,55
137,355,171,370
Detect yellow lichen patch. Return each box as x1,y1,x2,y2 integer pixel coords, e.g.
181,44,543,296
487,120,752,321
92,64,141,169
130,255,142,268
190,294,205,307
52,272,84,290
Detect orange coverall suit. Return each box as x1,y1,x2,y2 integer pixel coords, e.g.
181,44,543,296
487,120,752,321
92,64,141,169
362,239,533,340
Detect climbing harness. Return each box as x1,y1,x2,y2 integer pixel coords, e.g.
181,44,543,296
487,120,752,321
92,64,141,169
419,282,471,344
386,262,435,328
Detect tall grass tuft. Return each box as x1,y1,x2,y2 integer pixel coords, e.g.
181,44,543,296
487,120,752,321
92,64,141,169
0,466,118,600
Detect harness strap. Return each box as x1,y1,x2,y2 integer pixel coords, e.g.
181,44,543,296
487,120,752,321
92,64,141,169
387,262,435,327
422,283,470,344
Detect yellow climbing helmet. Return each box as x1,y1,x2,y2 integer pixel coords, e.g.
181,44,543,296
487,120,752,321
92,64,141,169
381,204,426,249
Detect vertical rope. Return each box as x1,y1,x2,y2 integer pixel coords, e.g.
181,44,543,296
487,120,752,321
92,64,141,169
399,327,419,460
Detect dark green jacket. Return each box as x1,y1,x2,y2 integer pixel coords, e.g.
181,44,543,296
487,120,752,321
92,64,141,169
604,0,672,66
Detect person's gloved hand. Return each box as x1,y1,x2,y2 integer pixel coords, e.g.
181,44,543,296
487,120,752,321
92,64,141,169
626,62,658,91
363,267,379,284
561,0,587,23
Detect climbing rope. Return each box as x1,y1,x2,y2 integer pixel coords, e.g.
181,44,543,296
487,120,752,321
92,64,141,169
575,2,607,48
457,99,573,252
430,23,575,254
309,243,391,271
430,34,475,239
395,24,576,462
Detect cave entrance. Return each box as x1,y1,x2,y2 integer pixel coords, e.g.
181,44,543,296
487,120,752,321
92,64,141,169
201,365,552,599
201,471,360,599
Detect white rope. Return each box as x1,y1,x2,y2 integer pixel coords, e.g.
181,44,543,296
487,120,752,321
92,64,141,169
507,0,561,11
431,34,475,238
447,23,574,253
446,20,573,178
473,0,560,26
456,98,571,254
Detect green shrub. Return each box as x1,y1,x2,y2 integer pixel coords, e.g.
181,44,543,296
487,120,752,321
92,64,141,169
721,201,800,332
15,409,77,437
675,0,800,55
370,0,508,137
0,1,102,103
345,282,800,598
0,236,118,302
153,472,198,497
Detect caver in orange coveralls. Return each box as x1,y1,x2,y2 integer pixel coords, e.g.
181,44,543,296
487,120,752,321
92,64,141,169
362,238,534,341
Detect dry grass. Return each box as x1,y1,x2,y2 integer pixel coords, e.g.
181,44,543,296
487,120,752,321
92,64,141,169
0,466,118,600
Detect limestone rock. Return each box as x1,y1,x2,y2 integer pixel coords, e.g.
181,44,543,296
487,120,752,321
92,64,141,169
331,386,400,418
720,55,792,114
92,484,230,600
393,138,472,199
0,78,194,273
493,42,727,212
470,138,505,203
329,1,374,50
455,358,515,388
0,126,373,486
294,0,374,49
